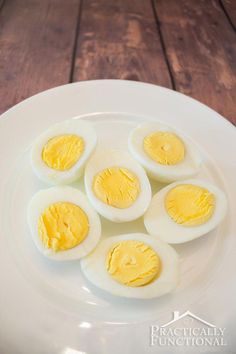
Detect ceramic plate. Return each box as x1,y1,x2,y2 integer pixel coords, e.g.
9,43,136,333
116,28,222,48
0,80,235,354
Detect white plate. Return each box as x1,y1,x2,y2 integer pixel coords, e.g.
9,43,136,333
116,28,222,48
0,80,235,354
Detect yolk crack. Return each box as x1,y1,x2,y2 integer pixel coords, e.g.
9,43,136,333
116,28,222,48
92,167,140,209
38,202,89,252
106,240,161,287
165,184,215,226
42,134,84,171
143,131,185,165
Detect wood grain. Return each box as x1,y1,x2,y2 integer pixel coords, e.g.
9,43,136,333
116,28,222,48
73,0,172,87
221,0,236,29
0,0,80,114
154,0,236,124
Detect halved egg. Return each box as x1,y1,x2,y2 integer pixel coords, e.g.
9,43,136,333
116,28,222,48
144,179,227,244
31,120,97,184
84,149,152,222
128,122,202,182
27,186,101,260
81,233,179,299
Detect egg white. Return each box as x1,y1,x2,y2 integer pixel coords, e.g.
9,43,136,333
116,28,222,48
128,122,202,183
27,186,101,260
81,233,180,299
144,179,227,244
84,149,152,223
31,119,97,185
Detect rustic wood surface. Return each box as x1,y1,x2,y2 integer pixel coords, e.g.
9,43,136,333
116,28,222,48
73,0,172,87
154,0,236,123
0,0,235,124
0,0,80,112
221,0,236,29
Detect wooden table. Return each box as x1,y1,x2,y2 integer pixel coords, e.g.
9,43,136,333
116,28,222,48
0,0,235,124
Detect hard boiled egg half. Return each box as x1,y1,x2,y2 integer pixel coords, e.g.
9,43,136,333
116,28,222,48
128,122,202,182
81,233,179,299
84,149,152,222
27,186,101,260
31,120,97,184
144,179,227,244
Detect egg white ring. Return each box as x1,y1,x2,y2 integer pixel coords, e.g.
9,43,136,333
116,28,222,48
81,233,180,299
31,120,97,185
128,122,202,182
84,149,152,223
144,179,228,244
27,186,101,260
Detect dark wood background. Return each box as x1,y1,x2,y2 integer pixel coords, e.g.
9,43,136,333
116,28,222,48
0,0,235,124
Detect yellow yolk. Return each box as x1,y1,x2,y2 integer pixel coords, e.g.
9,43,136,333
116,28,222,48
165,184,215,226
38,202,89,252
92,167,140,208
143,131,185,165
106,240,161,287
42,134,84,171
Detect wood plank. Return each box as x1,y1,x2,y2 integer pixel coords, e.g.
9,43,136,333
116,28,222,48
154,0,236,124
73,0,172,88
0,0,80,114
221,0,236,30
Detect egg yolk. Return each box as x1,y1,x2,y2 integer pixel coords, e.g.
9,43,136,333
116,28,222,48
38,202,89,252
143,131,185,165
42,134,84,171
106,240,161,287
165,184,215,226
92,167,140,208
